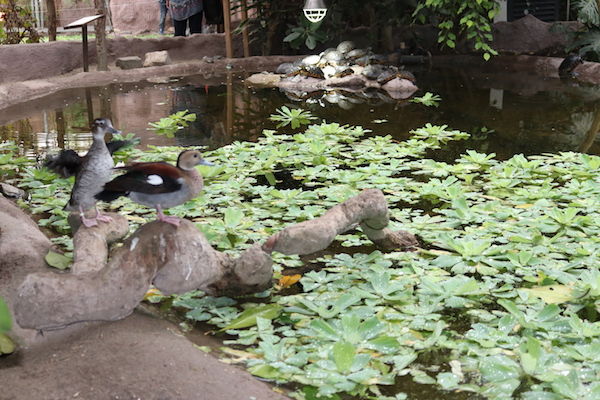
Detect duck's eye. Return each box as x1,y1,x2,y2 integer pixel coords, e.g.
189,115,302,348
193,154,198,158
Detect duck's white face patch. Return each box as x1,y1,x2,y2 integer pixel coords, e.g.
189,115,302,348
147,174,163,185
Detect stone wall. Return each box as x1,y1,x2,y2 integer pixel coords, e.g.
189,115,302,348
0,34,242,84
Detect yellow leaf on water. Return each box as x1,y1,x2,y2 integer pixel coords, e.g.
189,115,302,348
515,204,534,209
520,285,573,304
279,274,302,288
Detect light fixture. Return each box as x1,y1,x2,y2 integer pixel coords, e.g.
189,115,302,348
303,0,327,23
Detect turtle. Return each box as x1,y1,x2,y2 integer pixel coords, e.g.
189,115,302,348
292,66,325,79
377,68,417,85
323,49,344,63
346,48,368,60
332,66,355,78
275,62,296,75
301,54,322,67
362,64,387,80
558,54,584,77
336,41,355,54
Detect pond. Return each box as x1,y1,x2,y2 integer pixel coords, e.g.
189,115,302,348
2,66,600,400
1,66,599,159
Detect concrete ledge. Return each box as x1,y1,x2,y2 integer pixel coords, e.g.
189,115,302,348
0,55,299,114
0,34,244,85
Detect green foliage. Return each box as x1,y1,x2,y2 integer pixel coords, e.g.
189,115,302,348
410,92,442,107
5,110,600,399
0,296,11,333
283,15,327,50
269,106,317,129
413,0,499,60
148,110,197,138
0,0,40,44
571,0,600,60
0,296,15,355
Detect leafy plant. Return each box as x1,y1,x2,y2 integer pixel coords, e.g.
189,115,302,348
148,110,197,137
0,0,40,44
410,92,442,107
283,15,327,50
269,106,317,129
413,0,499,60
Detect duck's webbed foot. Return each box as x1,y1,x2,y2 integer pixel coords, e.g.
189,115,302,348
95,207,113,224
156,205,181,226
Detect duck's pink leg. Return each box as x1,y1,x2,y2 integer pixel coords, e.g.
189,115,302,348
79,206,98,228
94,207,113,224
156,205,181,226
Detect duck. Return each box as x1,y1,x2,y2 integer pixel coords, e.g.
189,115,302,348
64,118,121,228
45,138,138,178
95,149,213,226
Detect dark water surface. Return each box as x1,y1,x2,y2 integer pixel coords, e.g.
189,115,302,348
1,67,599,159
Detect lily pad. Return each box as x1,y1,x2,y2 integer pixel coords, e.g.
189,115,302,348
222,304,282,330
44,250,72,270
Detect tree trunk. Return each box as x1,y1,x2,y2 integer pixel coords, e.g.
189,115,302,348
94,0,108,71
46,0,57,41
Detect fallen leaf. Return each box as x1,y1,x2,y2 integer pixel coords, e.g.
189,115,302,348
520,285,573,304
44,250,72,270
279,274,302,288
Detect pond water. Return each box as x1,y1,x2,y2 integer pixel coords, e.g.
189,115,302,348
3,67,599,400
1,66,600,160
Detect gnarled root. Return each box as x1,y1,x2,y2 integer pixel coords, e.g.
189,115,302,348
15,189,417,330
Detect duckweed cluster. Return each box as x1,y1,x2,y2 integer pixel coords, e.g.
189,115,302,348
1,112,599,400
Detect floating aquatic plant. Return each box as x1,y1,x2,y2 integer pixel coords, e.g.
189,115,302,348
2,111,600,400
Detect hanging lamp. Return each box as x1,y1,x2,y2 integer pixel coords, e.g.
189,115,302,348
303,0,327,23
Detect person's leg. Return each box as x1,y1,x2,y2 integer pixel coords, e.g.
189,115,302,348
188,11,203,34
159,1,167,34
173,18,187,36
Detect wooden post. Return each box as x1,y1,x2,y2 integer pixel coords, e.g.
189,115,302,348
94,0,108,71
240,0,250,57
82,24,90,72
222,0,233,58
46,0,57,41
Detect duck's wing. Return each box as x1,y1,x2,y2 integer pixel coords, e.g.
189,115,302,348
44,149,83,178
104,162,184,195
106,139,139,155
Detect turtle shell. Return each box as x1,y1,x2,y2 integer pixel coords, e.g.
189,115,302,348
376,69,397,85
301,54,322,67
362,64,386,80
302,66,325,79
333,67,354,78
346,48,368,60
336,41,355,54
275,62,296,75
324,50,344,63
397,70,416,84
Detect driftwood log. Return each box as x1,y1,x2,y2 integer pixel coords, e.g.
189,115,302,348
15,189,417,330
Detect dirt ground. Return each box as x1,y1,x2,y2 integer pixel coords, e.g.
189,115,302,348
1,309,290,400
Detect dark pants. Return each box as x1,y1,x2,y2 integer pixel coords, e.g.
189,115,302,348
158,0,168,34
173,11,203,37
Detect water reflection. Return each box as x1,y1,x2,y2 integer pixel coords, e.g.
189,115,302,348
1,68,600,159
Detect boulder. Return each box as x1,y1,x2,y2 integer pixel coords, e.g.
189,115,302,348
143,50,171,67
491,15,581,56
0,182,25,199
116,56,143,70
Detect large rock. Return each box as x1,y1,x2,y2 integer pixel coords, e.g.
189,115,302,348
0,195,52,344
492,15,582,56
116,56,143,70
110,0,167,34
143,50,172,67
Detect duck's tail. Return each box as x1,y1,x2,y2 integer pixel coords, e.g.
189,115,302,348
95,190,127,202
